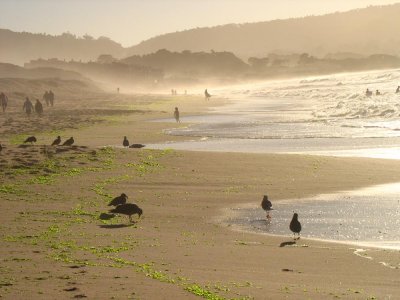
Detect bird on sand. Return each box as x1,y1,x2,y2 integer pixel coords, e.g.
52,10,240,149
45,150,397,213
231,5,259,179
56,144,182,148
62,137,74,146
129,144,145,149
23,136,37,144
261,195,273,220
108,193,128,207
123,136,129,148
51,136,61,146
109,203,143,223
289,213,302,240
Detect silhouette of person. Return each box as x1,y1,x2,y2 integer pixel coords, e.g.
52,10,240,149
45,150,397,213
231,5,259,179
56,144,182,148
376,90,381,96
396,86,400,94
48,90,55,106
43,91,49,107
0,92,8,112
35,99,43,116
174,107,180,123
205,89,211,100
23,97,34,116
365,89,372,97
117,87,120,94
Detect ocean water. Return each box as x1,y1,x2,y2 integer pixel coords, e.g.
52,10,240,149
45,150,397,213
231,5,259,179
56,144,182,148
147,69,400,249
220,183,400,250
149,68,400,157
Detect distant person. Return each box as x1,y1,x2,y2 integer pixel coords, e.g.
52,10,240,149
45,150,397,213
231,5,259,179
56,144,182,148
365,89,372,97
174,107,180,123
117,87,120,94
43,91,50,106
171,89,174,95
0,92,8,112
23,97,34,116
205,89,211,100
35,99,43,116
184,90,187,95
396,86,400,94
376,90,381,96
48,90,55,106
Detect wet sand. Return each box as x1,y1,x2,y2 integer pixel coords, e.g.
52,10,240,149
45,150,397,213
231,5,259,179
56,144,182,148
1,92,400,299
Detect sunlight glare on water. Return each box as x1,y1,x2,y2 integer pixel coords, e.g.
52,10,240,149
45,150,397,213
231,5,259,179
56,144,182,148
222,183,400,249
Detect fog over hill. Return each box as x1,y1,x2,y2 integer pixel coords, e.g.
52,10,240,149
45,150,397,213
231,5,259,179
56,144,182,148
0,29,127,65
2,4,400,66
128,4,400,58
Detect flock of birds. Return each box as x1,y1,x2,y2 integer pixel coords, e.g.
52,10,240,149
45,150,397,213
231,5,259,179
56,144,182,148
107,193,143,223
22,135,75,146
1,136,303,239
5,135,143,148
261,195,302,240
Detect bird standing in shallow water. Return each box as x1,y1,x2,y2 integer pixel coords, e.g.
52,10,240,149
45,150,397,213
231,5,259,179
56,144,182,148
290,213,302,240
62,137,74,146
24,136,37,144
108,193,128,207
51,136,61,146
123,136,129,148
261,195,273,220
109,203,143,223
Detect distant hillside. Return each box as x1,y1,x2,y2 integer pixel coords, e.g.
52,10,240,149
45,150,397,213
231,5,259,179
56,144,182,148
121,49,248,76
127,4,400,58
0,29,127,65
0,63,89,82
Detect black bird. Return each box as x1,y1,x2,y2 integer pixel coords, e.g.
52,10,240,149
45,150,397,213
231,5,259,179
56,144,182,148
129,144,145,149
261,195,273,220
108,193,128,207
62,137,74,146
289,213,302,240
123,136,129,148
51,136,61,146
23,136,37,144
109,203,143,223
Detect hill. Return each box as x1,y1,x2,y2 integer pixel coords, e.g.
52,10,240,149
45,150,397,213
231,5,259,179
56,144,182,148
121,49,248,77
0,29,127,65
127,4,400,58
0,63,89,82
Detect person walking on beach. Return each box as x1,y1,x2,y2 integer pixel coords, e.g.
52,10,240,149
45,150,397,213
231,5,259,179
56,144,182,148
43,91,49,106
0,92,8,112
205,89,211,100
174,107,180,123
48,90,55,106
23,97,34,116
396,86,400,94
35,99,44,116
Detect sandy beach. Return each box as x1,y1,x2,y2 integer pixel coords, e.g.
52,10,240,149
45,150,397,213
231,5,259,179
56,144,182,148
1,91,400,300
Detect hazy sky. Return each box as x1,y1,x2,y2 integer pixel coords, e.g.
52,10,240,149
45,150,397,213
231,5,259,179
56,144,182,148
0,0,398,47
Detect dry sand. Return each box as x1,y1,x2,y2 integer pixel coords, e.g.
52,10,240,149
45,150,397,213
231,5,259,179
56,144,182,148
0,91,399,299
